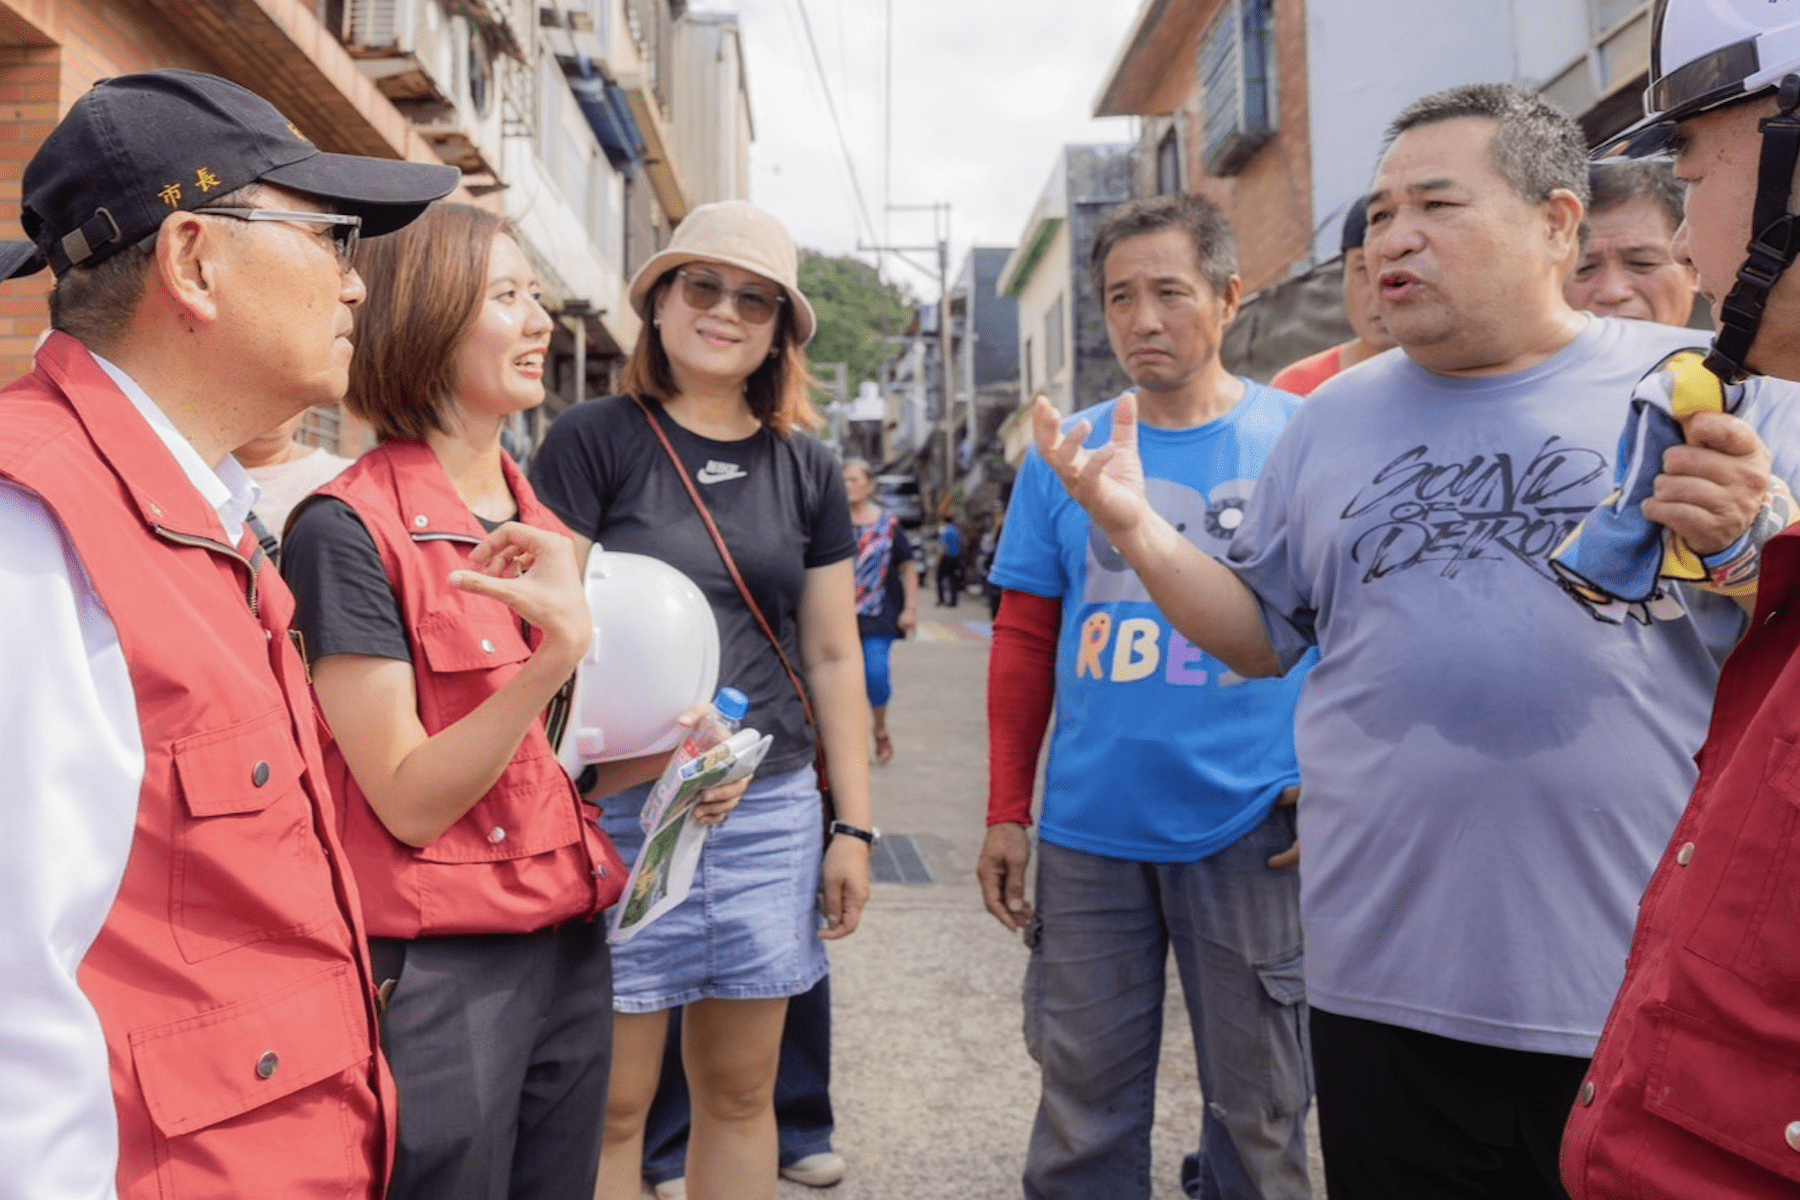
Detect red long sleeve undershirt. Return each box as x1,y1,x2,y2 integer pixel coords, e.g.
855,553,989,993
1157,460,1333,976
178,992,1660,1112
986,589,1061,827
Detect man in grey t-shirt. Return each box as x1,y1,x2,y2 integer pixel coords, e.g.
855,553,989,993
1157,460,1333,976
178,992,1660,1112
1031,84,1795,1200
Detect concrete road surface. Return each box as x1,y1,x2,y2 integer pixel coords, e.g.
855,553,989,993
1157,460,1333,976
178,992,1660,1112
759,599,1325,1200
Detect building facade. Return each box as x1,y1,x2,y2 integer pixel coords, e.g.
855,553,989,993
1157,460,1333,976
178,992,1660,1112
947,245,1019,506
998,144,1135,418
0,0,751,453
1094,0,1313,295
1091,0,1660,377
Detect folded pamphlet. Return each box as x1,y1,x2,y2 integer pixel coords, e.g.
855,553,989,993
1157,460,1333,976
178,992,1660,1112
608,727,772,944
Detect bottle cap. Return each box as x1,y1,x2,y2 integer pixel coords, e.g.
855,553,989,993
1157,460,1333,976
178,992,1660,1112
714,687,750,722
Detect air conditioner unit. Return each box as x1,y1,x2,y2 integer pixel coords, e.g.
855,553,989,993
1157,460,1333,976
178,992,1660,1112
347,0,405,51
345,0,459,108
1198,0,1276,177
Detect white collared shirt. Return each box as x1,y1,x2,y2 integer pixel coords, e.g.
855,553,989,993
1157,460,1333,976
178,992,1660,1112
90,352,259,544
0,342,266,1200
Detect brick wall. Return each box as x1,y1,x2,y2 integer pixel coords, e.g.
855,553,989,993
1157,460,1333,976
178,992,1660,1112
0,3,214,378
0,42,59,374
0,0,445,451
1157,0,1315,296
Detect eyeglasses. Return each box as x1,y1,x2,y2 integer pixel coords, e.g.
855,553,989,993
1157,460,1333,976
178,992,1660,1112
193,207,362,268
675,267,785,326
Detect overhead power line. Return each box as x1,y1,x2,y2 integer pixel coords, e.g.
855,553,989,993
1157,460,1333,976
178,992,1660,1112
790,0,878,244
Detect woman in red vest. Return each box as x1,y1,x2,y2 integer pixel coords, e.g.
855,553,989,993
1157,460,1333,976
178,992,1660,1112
281,203,731,1200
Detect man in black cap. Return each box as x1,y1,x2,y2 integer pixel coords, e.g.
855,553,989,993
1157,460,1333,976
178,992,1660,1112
1269,197,1397,396
0,69,455,1198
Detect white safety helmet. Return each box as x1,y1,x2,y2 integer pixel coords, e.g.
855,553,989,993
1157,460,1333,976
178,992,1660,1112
1608,0,1800,378
555,546,720,773
1637,0,1800,132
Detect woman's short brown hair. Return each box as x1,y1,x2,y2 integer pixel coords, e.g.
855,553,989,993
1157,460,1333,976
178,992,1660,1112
619,264,822,436
347,202,507,443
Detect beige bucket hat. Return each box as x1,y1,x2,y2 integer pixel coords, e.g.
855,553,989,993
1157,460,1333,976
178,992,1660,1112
626,200,817,345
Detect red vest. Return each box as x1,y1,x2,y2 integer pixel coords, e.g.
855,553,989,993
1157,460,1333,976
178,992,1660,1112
0,334,392,1197
1564,528,1800,1197
307,440,624,939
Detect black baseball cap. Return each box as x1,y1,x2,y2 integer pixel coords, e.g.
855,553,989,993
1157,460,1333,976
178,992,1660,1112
0,69,460,280
1340,197,1370,255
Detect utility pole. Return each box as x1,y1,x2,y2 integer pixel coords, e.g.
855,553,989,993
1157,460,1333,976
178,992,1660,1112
964,314,978,480
816,360,849,450
860,201,954,509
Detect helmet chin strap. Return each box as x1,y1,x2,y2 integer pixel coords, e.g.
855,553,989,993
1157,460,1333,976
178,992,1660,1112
1706,74,1800,382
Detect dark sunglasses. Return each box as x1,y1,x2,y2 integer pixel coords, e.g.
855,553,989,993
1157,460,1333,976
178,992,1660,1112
674,267,785,326
193,207,362,269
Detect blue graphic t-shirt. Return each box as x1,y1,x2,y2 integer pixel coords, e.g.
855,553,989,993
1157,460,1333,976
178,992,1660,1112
991,383,1310,863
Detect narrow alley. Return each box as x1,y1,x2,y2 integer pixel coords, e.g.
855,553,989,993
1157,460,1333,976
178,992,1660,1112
775,597,1324,1199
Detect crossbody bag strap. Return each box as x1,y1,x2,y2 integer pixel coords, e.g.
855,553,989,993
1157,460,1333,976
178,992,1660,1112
629,394,818,730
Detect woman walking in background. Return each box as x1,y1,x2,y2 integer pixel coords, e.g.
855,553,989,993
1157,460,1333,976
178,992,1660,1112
844,457,917,764
530,199,875,1200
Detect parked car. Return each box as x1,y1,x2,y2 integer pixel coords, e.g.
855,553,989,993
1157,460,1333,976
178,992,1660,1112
876,474,924,529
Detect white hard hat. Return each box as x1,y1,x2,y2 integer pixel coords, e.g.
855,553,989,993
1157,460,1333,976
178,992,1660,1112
1606,0,1800,153
1603,0,1800,380
556,546,720,772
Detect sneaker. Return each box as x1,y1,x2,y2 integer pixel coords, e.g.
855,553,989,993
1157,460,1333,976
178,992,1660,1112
651,1179,686,1200
779,1152,846,1188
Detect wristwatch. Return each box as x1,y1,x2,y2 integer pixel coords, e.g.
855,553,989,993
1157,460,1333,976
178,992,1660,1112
829,820,880,846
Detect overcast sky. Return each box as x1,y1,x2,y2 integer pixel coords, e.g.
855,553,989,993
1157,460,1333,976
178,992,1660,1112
690,0,1142,299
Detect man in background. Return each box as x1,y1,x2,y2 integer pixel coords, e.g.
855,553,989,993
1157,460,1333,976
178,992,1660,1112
233,408,353,557
1270,198,1396,395
1564,157,1699,327
936,518,965,606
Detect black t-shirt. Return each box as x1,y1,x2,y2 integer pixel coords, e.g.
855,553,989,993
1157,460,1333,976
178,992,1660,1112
529,395,856,775
282,498,507,665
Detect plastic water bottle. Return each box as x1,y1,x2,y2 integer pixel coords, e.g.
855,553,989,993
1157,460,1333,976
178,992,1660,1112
642,688,749,833
681,687,749,756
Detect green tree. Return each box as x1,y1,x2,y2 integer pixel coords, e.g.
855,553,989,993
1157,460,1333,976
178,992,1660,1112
798,251,912,393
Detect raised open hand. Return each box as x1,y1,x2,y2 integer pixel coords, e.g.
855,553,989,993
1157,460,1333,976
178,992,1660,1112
1031,393,1152,544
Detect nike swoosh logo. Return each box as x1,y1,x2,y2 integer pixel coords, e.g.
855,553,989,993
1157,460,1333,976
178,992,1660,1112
696,461,748,485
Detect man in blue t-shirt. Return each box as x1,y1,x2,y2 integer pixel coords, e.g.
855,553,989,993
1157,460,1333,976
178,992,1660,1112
936,520,964,606
980,194,1312,1200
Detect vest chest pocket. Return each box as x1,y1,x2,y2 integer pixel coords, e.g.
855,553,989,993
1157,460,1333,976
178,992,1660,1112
1686,736,1800,998
414,610,532,726
410,611,579,864
170,706,339,964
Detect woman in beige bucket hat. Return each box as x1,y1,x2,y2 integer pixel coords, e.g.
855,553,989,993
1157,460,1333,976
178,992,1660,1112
528,200,874,1200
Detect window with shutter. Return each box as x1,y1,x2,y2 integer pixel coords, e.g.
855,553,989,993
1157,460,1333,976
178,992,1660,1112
1198,0,1276,177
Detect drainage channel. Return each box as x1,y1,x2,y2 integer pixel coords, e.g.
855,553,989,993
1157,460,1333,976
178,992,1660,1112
869,833,934,885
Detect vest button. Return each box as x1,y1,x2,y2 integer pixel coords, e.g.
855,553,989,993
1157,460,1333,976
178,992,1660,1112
488,826,507,844
251,761,270,787
413,514,429,528
1677,842,1695,866
481,639,496,654
1579,1080,1595,1106
255,1051,279,1080
1786,1121,1800,1152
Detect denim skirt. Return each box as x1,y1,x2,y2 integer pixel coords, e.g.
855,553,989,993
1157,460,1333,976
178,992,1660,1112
599,764,830,1013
